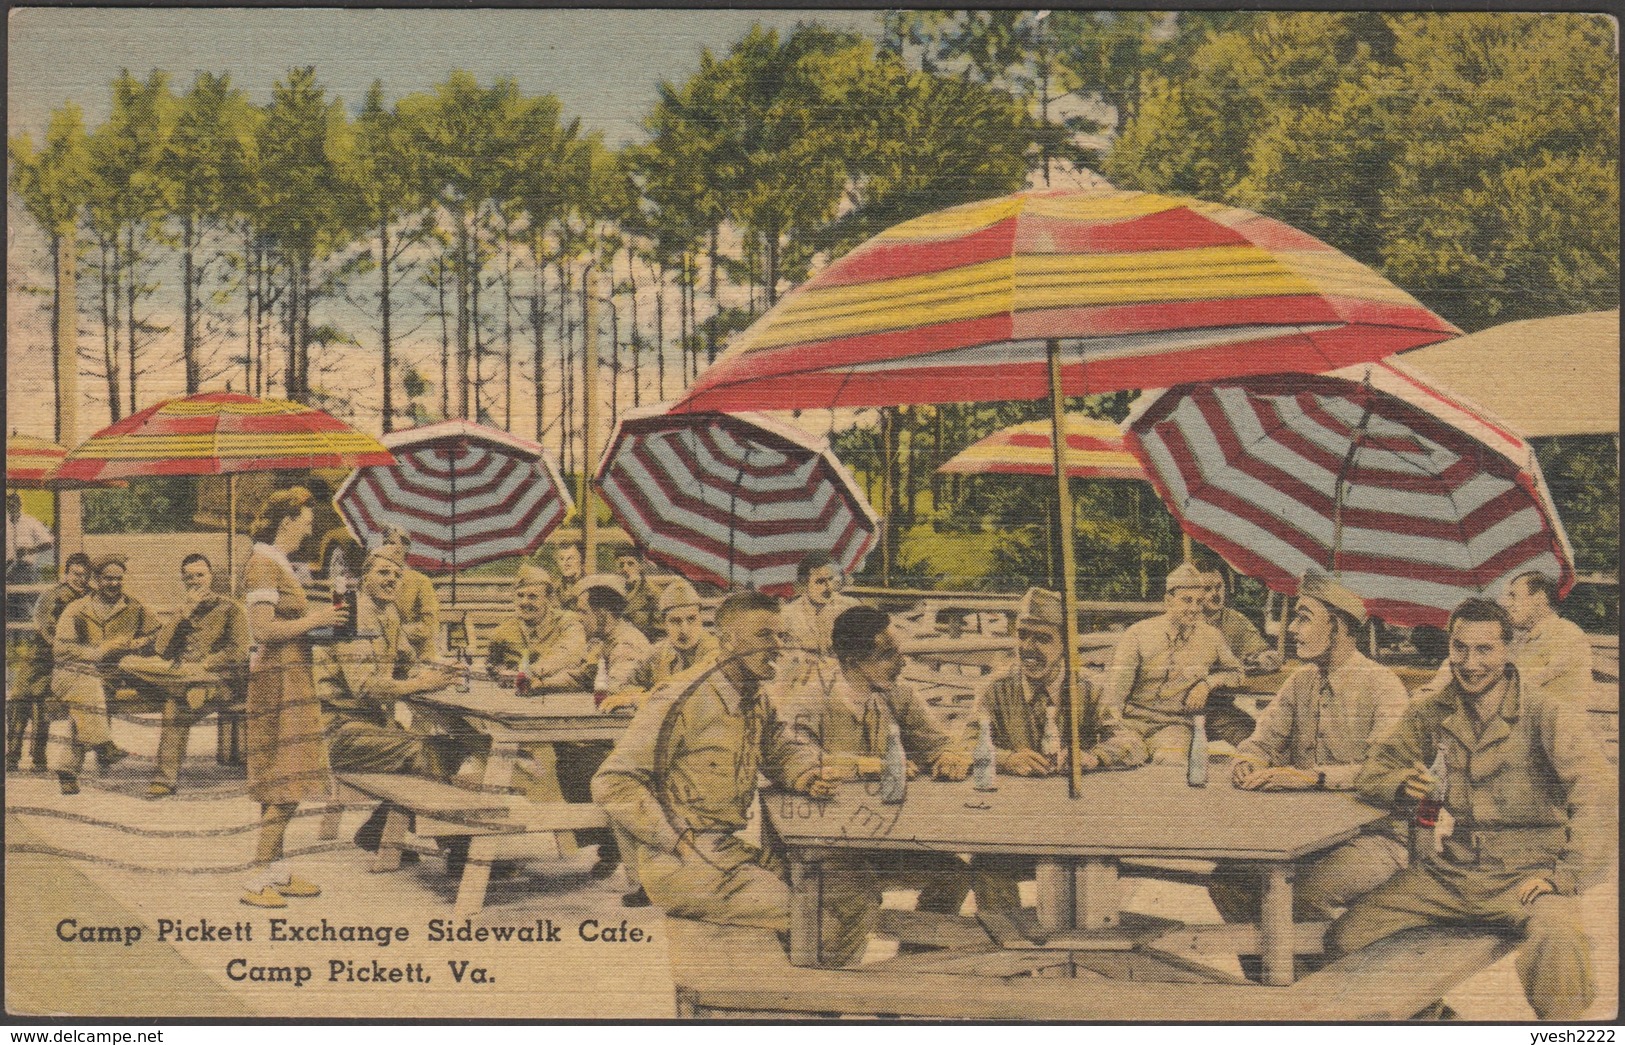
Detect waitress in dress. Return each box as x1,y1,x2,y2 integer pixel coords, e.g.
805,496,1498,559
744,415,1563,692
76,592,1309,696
240,486,347,908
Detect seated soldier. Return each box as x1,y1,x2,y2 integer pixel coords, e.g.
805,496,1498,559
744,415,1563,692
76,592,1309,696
117,554,251,798
313,546,458,852
8,552,90,772
964,587,1148,914
383,528,440,660
560,574,653,878
593,591,870,966
552,542,584,597
600,578,719,713
776,552,859,692
485,564,587,686
615,549,663,641
1102,561,1248,763
791,604,975,920
49,554,160,794
1207,571,1410,978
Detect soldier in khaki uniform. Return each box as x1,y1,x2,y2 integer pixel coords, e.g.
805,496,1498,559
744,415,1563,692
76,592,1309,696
790,604,974,919
117,554,251,797
382,528,441,660
1195,558,1283,672
593,591,872,966
600,579,720,713
1102,561,1249,760
7,552,90,771
49,555,160,793
1327,598,1616,1021
314,546,458,851
552,543,584,598
1208,571,1410,969
616,550,663,641
963,587,1148,914
484,565,587,684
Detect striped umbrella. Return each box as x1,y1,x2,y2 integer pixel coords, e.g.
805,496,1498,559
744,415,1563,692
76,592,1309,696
48,393,392,585
595,406,878,597
49,392,392,481
335,420,572,578
1124,360,1575,628
677,189,1461,414
7,435,70,488
939,415,1145,481
675,188,1460,795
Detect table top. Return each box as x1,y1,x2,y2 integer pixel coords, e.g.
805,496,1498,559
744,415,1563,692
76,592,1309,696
766,765,1386,863
403,683,631,729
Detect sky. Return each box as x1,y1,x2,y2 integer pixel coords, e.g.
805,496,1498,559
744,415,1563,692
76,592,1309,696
6,6,890,445
8,7,885,145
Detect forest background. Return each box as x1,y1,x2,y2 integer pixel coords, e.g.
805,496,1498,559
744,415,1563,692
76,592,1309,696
8,10,1619,623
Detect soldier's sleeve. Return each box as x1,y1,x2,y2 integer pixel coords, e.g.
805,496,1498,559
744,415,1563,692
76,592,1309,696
605,631,651,692
310,643,345,706
535,613,589,684
53,601,94,662
1230,613,1269,660
590,692,687,854
897,685,958,764
151,615,181,662
32,589,59,638
343,638,394,705
1353,699,1431,812
1203,629,1246,691
202,604,253,675
1539,698,1618,895
1099,627,1142,715
1535,626,1594,692
1236,671,1299,769
760,698,824,789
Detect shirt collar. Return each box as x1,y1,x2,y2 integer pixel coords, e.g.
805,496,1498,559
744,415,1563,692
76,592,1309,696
1322,649,1372,694
1022,662,1064,705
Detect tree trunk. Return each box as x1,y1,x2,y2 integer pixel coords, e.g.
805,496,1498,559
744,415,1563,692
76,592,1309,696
559,261,574,476
654,259,666,402
470,219,485,421
531,238,547,442
706,225,720,363
124,225,139,415
97,238,121,423
628,255,641,409
765,225,780,307
182,212,198,394
502,221,514,431
379,216,395,432
455,212,470,418
437,252,451,420
242,226,255,396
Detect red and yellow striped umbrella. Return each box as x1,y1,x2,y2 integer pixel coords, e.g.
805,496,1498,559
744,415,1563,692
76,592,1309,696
49,392,393,483
939,415,1145,482
6,435,70,487
677,189,1460,413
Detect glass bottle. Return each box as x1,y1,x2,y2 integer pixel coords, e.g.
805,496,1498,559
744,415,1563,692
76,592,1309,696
515,650,532,697
592,655,611,708
880,722,907,804
972,716,998,792
1187,714,1209,788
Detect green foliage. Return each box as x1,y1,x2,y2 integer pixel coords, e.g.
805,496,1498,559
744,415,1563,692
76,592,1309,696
83,478,198,535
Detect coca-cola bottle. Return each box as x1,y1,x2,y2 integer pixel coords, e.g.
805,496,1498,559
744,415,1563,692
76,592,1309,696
1415,748,1448,828
1041,704,1062,773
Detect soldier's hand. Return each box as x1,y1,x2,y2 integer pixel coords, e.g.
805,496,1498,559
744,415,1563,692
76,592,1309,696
905,759,921,780
597,688,640,713
1398,762,1438,802
795,766,838,798
1517,877,1556,905
308,602,348,631
932,751,971,781
1183,681,1212,712
1250,767,1318,791
1253,650,1284,674
1001,749,1051,777
1076,750,1099,772
1231,758,1267,788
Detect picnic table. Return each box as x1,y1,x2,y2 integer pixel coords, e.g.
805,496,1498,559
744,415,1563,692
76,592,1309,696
767,765,1385,986
340,682,631,916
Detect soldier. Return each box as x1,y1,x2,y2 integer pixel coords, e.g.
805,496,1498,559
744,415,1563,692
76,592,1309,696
779,551,858,660
1208,571,1411,965
1498,571,1595,700
116,554,252,798
1327,598,1616,1021
313,545,458,852
790,604,974,919
1101,561,1248,762
48,554,160,794
599,578,720,713
1195,556,1283,672
485,564,587,686
964,587,1149,914
553,542,584,596
7,551,90,771
592,591,872,966
616,549,663,641
383,528,441,660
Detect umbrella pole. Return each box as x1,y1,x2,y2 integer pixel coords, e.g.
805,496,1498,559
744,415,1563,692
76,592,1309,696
1047,340,1091,799
227,474,238,595
450,445,458,605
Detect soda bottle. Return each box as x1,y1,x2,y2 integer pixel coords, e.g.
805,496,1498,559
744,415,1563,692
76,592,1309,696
592,655,611,708
1187,714,1209,788
455,650,472,694
972,716,998,792
880,721,907,805
515,651,532,697
1041,703,1062,773
1415,748,1448,828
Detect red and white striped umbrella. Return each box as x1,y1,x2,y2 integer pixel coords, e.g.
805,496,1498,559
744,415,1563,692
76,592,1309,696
1125,360,1575,627
595,406,878,596
335,420,572,574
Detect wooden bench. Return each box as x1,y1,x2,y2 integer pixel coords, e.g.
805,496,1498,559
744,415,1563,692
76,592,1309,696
668,917,1513,1020
333,771,611,916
